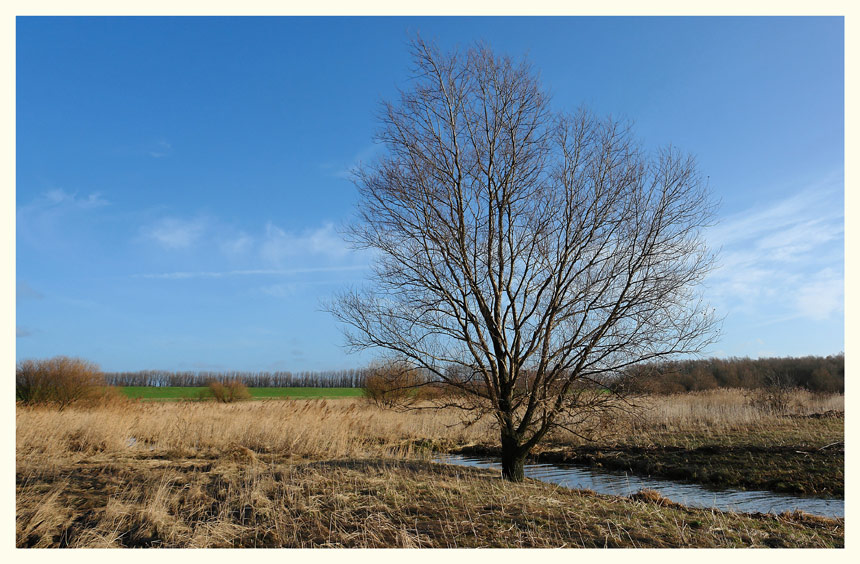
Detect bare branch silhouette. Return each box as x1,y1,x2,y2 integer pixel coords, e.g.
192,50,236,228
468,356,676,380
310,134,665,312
329,38,719,481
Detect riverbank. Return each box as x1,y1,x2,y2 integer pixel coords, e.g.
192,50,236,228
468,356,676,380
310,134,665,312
16,454,843,548
427,393,845,497
453,418,844,498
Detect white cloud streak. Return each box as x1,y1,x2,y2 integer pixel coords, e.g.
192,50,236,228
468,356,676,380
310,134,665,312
17,281,44,302
220,232,254,256
141,217,208,250
706,176,843,324
258,283,296,298
17,189,111,249
16,327,35,338
19,188,110,214
260,222,349,265
135,216,371,291
134,265,368,280
149,140,172,158
320,143,383,179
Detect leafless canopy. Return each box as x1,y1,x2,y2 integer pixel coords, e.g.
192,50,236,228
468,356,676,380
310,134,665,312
329,39,719,479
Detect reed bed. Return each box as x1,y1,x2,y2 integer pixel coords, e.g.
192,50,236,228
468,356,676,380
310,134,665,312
17,389,843,470
16,399,493,474
16,389,844,547
637,388,842,426
610,388,844,448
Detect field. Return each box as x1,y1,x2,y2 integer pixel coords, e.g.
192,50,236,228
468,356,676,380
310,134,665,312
120,386,363,400
16,389,844,548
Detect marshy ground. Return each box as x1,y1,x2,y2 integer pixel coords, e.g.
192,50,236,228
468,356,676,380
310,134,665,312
16,389,844,548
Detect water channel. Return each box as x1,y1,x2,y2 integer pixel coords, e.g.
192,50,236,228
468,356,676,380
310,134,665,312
434,453,844,518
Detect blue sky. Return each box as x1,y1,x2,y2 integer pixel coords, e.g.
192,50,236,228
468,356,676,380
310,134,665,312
15,16,844,372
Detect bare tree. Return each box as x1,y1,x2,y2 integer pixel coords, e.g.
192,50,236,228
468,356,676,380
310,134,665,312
329,39,719,481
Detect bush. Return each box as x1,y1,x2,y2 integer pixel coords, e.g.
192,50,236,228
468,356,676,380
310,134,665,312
747,372,796,414
415,381,451,402
16,356,107,408
363,360,422,408
89,385,129,407
208,380,251,403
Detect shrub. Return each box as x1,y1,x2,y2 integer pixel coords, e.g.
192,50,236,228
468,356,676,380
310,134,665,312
208,380,251,403
415,381,451,402
747,372,796,414
362,360,422,408
16,356,107,408
85,385,129,408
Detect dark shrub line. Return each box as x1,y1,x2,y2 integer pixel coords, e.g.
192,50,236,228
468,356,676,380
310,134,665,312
616,354,844,394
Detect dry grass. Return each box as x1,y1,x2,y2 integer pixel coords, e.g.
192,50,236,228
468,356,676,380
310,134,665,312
17,399,491,469
17,389,841,466
16,389,844,548
594,388,844,448
16,457,843,548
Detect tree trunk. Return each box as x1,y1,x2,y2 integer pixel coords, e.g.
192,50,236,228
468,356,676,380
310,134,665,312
501,430,526,482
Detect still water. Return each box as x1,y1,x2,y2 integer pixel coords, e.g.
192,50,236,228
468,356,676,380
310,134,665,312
434,454,844,518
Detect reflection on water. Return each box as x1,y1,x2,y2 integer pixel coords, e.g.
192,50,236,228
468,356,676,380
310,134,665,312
434,454,843,518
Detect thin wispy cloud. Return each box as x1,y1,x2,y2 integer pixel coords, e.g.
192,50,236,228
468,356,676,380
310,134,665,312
17,281,44,302
16,327,36,338
320,143,383,180
19,188,110,213
46,189,109,209
134,265,369,280
17,188,111,249
141,216,208,250
136,215,370,299
260,222,349,265
706,175,843,325
220,232,254,256
258,283,296,298
707,178,842,250
793,269,843,321
140,217,353,264
149,139,172,158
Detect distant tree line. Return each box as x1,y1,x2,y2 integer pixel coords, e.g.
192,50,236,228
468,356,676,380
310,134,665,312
103,355,843,393
103,368,370,388
616,354,844,394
